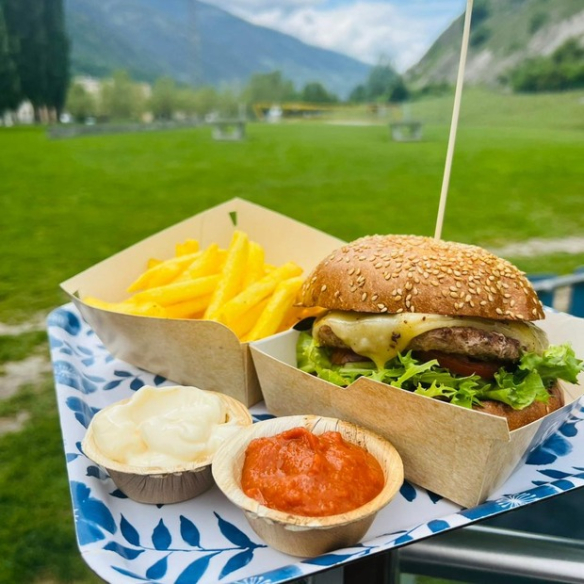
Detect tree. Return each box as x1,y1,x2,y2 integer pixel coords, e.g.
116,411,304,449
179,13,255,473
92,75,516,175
2,0,46,118
216,87,240,117
43,0,69,117
387,76,410,103
349,84,367,103
150,76,178,120
243,71,296,104
0,2,20,115
1,0,69,120
365,61,398,101
192,86,219,117
65,82,96,122
99,70,146,121
301,82,337,104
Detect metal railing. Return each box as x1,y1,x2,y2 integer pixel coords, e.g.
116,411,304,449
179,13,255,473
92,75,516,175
395,524,584,584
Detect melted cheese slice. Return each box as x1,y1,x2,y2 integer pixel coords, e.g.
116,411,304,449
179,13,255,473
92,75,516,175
313,311,548,369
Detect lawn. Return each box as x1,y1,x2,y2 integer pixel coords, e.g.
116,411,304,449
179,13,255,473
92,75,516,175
2,89,584,323
0,88,583,583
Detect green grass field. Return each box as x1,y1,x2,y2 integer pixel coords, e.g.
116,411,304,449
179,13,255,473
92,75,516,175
1,88,583,583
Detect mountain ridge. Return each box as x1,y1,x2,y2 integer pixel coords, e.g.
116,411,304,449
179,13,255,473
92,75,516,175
407,0,584,87
65,0,371,98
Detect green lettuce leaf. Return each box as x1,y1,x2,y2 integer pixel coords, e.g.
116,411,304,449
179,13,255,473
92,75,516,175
519,343,583,385
296,332,584,411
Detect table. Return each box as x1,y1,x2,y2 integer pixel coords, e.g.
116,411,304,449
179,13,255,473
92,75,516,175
389,122,423,142
48,303,584,584
211,119,246,141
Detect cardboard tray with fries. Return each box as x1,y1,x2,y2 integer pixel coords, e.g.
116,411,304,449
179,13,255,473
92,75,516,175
250,309,584,508
60,198,343,406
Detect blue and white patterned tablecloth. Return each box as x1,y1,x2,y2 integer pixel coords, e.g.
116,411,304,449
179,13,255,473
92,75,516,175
48,303,584,584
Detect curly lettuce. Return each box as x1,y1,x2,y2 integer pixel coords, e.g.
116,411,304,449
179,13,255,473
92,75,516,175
296,331,584,410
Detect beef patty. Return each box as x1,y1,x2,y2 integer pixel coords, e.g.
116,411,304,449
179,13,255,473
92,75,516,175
317,325,523,362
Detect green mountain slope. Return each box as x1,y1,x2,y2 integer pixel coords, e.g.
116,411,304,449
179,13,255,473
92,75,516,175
64,0,371,98
407,0,584,87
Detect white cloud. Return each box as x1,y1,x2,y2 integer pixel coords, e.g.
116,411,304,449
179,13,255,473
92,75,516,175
207,0,465,71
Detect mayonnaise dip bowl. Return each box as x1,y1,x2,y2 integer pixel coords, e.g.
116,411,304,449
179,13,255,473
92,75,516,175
82,385,253,504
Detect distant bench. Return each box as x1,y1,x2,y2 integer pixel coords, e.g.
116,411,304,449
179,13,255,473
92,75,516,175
211,119,246,141
389,121,423,142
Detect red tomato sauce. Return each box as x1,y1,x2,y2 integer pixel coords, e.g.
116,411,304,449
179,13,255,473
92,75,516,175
241,427,385,517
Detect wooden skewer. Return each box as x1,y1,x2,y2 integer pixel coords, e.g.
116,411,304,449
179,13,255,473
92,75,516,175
434,0,474,240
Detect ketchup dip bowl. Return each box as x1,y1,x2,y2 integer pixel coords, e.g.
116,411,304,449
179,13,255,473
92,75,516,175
82,386,253,504
211,415,404,557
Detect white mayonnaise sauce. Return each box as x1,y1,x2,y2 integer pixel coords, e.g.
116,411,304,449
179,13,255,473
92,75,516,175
91,385,244,467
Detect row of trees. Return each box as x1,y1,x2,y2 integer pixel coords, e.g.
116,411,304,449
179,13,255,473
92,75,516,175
0,0,69,120
66,70,341,123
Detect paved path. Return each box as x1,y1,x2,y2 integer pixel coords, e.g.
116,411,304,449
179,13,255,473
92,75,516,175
489,236,584,258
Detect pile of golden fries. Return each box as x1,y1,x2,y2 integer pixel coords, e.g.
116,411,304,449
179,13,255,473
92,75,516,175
83,230,321,341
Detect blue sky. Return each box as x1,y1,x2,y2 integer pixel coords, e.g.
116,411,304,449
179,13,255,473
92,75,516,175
210,0,467,70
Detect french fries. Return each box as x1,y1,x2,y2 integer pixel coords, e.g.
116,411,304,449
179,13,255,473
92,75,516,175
82,230,309,341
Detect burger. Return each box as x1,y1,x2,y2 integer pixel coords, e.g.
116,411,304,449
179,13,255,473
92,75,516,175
296,235,583,430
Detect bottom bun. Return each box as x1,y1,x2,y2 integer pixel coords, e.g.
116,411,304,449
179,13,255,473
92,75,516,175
476,383,564,431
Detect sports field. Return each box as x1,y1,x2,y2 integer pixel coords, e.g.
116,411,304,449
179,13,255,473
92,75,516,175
0,88,583,583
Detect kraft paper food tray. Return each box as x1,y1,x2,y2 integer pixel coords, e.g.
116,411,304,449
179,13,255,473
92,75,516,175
60,198,344,406
250,310,584,508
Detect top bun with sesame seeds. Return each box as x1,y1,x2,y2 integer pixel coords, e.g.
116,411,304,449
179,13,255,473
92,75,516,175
294,235,582,431
298,234,544,321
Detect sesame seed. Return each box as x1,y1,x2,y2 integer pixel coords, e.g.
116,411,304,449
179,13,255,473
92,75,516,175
362,292,368,301
321,285,327,292
495,308,503,315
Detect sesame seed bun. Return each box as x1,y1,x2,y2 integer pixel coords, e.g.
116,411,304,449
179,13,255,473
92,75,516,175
298,234,545,321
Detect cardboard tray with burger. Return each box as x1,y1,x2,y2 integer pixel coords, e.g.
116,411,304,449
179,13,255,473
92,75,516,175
60,198,343,406
250,234,584,508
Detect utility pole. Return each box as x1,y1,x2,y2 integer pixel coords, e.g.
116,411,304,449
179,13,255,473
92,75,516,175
189,0,202,87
